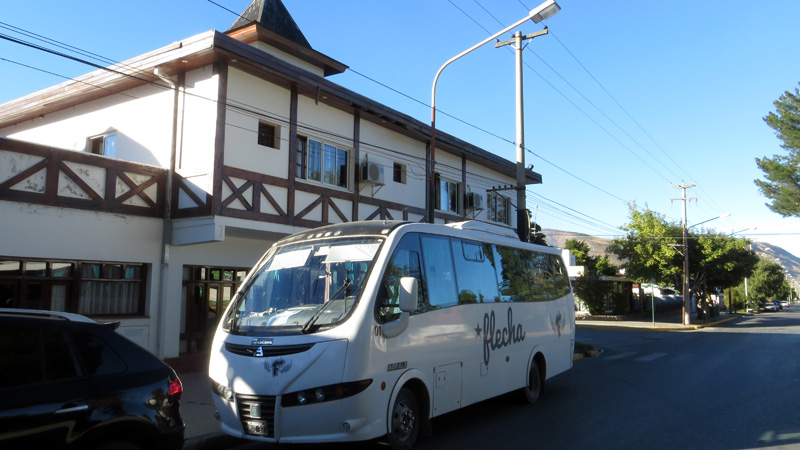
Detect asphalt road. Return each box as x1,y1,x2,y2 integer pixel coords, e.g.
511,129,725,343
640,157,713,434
209,310,800,450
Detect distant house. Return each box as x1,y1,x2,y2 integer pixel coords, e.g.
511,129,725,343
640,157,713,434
0,0,541,368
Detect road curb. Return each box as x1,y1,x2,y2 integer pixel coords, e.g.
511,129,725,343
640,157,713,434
575,315,739,331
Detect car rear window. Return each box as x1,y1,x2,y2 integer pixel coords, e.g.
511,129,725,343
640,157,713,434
70,329,127,377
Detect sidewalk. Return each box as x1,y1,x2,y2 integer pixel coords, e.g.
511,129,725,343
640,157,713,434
179,372,249,450
576,311,742,331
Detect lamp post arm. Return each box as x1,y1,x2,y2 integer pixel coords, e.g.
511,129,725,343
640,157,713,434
431,13,534,116
428,10,537,224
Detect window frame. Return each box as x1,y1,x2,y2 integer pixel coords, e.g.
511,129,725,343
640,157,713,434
257,121,280,149
487,193,511,225
87,132,117,157
296,135,350,189
436,176,461,214
0,257,147,316
393,162,407,184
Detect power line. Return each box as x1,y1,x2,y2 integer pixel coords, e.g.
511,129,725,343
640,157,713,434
0,14,634,235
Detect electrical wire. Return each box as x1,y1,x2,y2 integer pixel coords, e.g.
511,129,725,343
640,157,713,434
0,11,646,236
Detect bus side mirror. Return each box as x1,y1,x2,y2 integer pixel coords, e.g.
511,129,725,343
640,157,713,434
381,277,418,339
398,277,418,312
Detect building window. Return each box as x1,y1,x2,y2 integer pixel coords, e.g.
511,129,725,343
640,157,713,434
88,133,117,157
0,258,146,316
487,193,510,225
296,136,307,179
393,163,407,184
436,176,461,214
296,135,349,189
258,122,280,149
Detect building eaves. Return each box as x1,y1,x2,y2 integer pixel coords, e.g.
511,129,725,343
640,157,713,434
0,30,541,185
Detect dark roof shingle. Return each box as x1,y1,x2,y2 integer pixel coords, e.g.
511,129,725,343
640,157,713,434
227,0,311,49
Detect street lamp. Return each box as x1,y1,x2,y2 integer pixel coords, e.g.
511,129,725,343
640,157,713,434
682,212,731,325
427,0,561,226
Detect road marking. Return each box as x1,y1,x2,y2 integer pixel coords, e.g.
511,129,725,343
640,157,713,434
604,351,637,360
635,352,667,361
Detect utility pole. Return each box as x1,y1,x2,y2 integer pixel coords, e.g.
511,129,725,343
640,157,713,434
672,183,696,326
496,28,549,241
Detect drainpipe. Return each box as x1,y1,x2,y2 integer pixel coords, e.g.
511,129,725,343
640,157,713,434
155,67,180,359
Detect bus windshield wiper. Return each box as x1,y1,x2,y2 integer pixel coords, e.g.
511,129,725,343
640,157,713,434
302,279,351,333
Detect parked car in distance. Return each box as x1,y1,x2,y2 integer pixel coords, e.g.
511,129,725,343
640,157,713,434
775,300,783,310
780,300,789,308
763,301,778,312
0,309,185,450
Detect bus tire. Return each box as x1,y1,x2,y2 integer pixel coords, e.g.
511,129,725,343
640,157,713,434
387,387,419,450
521,358,542,404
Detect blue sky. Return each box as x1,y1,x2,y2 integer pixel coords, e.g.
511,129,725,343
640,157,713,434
2,0,799,258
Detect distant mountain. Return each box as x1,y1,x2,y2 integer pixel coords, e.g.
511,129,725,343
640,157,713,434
542,229,800,281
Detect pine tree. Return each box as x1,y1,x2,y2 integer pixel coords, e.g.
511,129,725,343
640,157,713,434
756,83,800,217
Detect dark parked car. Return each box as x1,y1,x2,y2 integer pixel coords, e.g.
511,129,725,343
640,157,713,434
0,309,184,449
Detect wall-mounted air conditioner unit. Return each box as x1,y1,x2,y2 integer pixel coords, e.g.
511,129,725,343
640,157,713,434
466,192,483,209
361,161,385,185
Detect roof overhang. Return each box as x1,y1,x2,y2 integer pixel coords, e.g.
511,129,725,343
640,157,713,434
0,30,541,185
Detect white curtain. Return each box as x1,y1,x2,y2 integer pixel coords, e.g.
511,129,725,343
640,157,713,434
78,281,140,315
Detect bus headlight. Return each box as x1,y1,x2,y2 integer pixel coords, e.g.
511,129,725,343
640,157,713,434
282,379,372,407
211,380,233,401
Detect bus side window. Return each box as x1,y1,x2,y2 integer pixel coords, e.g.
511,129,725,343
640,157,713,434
420,234,457,309
452,239,501,304
377,233,425,322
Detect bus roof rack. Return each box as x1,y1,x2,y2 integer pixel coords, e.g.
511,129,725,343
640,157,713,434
445,221,519,240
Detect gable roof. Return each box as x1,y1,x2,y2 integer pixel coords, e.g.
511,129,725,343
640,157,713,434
228,0,310,49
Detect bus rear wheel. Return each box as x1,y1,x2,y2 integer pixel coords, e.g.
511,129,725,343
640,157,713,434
521,359,542,404
387,387,419,450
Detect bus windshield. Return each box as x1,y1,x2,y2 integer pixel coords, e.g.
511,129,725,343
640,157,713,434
223,237,383,335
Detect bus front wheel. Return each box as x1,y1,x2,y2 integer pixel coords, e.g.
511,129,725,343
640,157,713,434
521,359,542,404
387,387,419,450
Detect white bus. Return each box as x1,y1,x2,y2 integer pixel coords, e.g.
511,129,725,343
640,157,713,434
209,220,574,449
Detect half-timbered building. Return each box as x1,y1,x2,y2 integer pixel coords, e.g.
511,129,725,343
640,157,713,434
0,0,542,368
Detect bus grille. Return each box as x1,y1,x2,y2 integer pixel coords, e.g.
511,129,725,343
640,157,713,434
225,342,314,357
237,394,276,438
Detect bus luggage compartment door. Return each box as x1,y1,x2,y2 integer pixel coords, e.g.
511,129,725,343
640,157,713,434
432,362,462,415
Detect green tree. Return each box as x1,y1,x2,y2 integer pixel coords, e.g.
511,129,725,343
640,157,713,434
565,239,619,314
748,259,790,303
564,239,617,276
608,205,755,305
756,84,800,217
529,218,547,246
606,205,683,288
571,276,614,315
693,231,757,316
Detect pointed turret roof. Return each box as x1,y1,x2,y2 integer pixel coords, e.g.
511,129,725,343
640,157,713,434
228,0,311,49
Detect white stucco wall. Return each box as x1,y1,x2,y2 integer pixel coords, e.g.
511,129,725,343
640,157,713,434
297,95,354,144
359,120,427,210
177,66,221,197
0,200,164,351
224,68,291,179
0,84,175,168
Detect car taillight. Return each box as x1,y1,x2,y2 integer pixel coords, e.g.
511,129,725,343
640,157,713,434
169,376,183,401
